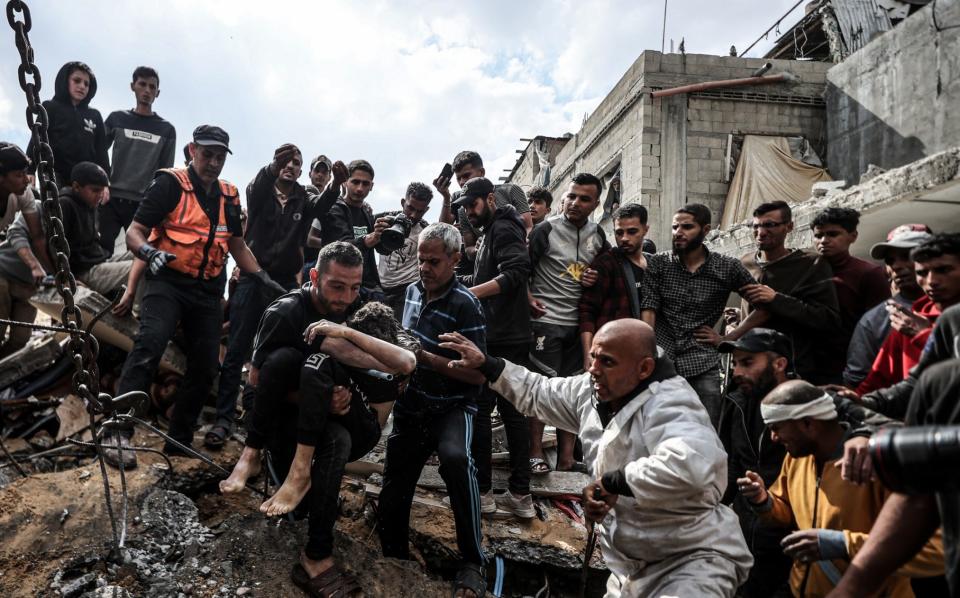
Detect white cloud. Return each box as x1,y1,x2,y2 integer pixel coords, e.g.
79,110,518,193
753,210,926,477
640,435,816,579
0,0,803,211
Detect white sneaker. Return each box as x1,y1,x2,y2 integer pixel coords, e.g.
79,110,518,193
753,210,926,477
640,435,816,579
443,490,497,514
495,492,536,519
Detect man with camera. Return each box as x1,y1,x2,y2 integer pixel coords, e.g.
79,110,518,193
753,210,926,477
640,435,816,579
454,176,535,518
376,182,432,318
212,143,342,449
434,150,533,235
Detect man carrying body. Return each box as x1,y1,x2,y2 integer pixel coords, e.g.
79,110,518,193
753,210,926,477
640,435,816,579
578,203,651,367
320,160,390,300
811,207,891,381
107,125,286,467
377,223,489,598
377,182,432,318
739,201,841,383
527,173,608,473
641,203,761,427
439,319,753,597
740,380,944,597
100,66,176,256
527,186,552,227
435,150,533,234
454,176,534,518
212,144,341,448
844,224,933,388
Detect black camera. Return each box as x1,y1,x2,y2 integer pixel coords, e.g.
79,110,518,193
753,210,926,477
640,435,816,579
380,214,414,252
870,425,960,494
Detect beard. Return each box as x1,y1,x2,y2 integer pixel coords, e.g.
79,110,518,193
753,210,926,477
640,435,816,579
673,231,706,255
734,363,779,402
470,203,495,230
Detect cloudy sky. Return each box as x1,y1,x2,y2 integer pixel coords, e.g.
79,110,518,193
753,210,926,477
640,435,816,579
0,0,801,215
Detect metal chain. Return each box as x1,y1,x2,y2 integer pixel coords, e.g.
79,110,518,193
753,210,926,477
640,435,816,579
5,0,102,411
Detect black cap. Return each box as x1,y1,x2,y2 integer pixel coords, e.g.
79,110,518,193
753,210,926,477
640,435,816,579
452,177,494,210
311,154,332,172
0,142,30,174
70,161,109,187
718,328,793,360
192,125,232,154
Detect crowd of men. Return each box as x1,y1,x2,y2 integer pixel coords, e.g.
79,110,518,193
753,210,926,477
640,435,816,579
0,60,959,598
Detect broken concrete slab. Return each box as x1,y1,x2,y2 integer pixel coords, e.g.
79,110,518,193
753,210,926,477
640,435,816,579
0,332,64,390
30,286,186,375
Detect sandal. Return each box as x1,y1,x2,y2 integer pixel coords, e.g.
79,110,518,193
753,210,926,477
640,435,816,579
291,562,362,598
451,562,486,598
529,457,551,475
204,424,230,450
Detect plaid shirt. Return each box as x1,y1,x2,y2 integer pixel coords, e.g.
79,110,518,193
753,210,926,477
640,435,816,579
402,278,486,412
578,249,647,334
640,249,756,377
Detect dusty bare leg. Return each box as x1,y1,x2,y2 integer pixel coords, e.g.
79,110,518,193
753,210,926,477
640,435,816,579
528,417,546,460
219,445,262,493
261,442,314,516
556,430,576,471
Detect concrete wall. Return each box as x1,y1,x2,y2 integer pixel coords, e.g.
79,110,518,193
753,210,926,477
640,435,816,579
826,0,960,185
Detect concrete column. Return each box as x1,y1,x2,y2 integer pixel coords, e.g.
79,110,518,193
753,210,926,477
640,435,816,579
657,95,688,249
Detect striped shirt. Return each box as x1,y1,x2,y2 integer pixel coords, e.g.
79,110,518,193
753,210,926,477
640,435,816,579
402,278,487,412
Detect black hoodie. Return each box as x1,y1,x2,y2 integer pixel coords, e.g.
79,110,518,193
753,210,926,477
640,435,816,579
27,62,110,184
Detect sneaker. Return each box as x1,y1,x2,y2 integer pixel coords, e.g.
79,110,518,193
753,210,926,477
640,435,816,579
495,492,536,519
101,432,138,470
443,490,497,514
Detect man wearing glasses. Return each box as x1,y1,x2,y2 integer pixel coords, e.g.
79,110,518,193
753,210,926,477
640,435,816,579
739,201,841,383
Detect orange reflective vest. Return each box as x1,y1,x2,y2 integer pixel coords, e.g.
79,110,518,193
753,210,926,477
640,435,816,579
148,168,240,280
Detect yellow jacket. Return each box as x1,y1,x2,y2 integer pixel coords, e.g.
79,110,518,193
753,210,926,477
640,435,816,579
760,449,944,597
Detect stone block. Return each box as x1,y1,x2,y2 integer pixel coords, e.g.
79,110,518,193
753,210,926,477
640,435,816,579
709,182,730,195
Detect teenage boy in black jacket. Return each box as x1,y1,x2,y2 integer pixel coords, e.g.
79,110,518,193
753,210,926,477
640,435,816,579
454,176,535,518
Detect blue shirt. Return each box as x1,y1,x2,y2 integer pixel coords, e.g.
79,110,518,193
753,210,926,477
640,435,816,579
402,278,486,412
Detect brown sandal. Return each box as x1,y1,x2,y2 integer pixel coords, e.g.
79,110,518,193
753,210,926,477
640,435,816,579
291,563,362,597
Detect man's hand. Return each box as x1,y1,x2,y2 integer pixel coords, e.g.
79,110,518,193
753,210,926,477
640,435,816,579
137,244,177,275
432,173,452,203
304,320,351,345
693,325,723,347
270,143,299,174
820,384,859,401
365,216,392,247
837,435,873,485
887,301,930,338
529,297,547,319
583,480,618,523
737,470,768,505
740,283,777,304
248,366,259,387
437,332,485,369
781,529,822,563
29,263,46,286
330,385,351,415
330,160,349,188
112,287,135,317
580,268,598,288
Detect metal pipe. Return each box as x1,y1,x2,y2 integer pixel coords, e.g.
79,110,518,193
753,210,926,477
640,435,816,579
650,72,797,99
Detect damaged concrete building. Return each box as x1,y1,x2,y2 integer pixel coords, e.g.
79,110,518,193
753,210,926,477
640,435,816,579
505,0,960,253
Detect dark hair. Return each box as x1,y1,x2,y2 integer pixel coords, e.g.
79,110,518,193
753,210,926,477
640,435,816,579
347,159,374,179
527,186,553,208
66,61,93,80
571,172,603,201
316,241,363,274
811,207,860,233
70,161,109,187
452,151,483,173
405,182,433,203
761,379,827,407
132,66,159,84
348,302,399,344
753,200,792,223
613,203,648,225
182,144,191,165
911,233,960,263
677,203,711,227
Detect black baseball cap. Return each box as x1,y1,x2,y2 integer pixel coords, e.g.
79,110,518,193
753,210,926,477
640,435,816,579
452,177,494,210
70,161,109,187
0,142,30,174
192,125,232,154
718,328,793,360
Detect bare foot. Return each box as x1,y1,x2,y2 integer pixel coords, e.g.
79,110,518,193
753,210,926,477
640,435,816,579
260,468,311,516
260,442,315,516
219,446,261,494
